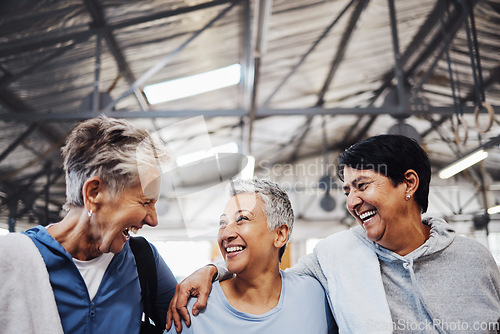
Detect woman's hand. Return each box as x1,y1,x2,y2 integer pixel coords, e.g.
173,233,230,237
166,265,217,333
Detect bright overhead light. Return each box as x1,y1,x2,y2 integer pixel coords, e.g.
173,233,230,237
144,64,241,104
176,142,239,167
488,205,500,215
438,149,489,180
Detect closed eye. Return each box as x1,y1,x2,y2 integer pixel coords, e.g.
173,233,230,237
236,215,249,223
358,183,369,191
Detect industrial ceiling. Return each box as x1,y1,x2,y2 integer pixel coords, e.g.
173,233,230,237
0,0,499,236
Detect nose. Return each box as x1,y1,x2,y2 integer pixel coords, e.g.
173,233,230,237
218,222,238,242
346,191,362,213
144,205,158,227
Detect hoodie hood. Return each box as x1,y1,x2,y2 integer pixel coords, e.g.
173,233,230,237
351,216,455,263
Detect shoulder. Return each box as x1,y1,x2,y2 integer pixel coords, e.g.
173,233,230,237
0,233,38,259
282,271,325,296
450,235,496,262
314,226,368,256
23,225,45,239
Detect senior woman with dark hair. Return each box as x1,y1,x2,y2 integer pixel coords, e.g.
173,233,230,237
166,178,336,333
167,134,500,334
23,116,177,333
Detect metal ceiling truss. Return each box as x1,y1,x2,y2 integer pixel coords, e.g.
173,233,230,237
1,162,60,231
0,105,495,122
0,0,237,58
84,0,150,111
101,1,239,113
0,0,243,229
0,0,497,229
286,0,369,163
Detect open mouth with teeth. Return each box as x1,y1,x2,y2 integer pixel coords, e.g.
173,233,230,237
225,245,245,254
122,227,139,239
358,210,377,224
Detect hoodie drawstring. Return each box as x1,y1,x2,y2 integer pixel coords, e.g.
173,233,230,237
403,259,446,334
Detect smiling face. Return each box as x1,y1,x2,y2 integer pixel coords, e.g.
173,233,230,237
342,166,408,247
92,166,161,254
217,193,281,276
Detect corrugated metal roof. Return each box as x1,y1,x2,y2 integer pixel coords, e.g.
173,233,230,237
0,0,499,229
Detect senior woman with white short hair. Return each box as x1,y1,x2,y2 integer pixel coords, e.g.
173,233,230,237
165,178,336,333
23,116,177,334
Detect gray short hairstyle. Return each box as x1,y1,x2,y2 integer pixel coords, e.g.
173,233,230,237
61,116,169,209
227,178,294,261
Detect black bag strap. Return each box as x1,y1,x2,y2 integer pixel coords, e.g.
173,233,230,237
129,236,161,329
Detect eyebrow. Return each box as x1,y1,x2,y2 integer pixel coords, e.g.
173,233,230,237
343,176,370,191
220,209,254,220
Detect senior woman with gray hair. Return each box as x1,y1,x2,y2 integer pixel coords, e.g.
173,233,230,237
23,116,177,333
165,178,336,333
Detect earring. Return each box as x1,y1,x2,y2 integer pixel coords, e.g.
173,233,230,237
88,209,93,218
405,194,411,201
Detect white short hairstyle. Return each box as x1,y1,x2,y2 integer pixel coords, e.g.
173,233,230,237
227,178,294,260
61,116,169,209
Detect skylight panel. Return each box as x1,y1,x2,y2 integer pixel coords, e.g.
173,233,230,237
144,64,241,104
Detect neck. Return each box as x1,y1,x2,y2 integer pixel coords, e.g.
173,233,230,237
220,265,282,315
47,208,103,260
381,211,430,256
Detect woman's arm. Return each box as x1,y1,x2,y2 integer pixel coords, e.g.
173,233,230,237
287,251,328,288
165,265,218,332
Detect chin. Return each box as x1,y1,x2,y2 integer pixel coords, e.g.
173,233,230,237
108,242,126,254
226,263,245,275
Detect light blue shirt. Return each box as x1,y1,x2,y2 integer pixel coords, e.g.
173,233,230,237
166,270,336,333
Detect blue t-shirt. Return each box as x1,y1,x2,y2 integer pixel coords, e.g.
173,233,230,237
167,270,336,333
24,226,177,334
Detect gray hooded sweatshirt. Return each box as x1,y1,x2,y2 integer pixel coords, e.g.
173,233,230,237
289,217,500,333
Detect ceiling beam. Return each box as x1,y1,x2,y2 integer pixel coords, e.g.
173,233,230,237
101,1,238,113
316,0,370,107
0,0,237,58
263,0,356,106
461,64,500,104
0,105,494,122
0,123,39,164
287,0,369,164
369,0,472,105
83,0,150,111
0,88,64,144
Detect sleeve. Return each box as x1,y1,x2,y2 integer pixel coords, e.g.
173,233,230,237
286,250,328,288
150,242,177,329
212,258,233,282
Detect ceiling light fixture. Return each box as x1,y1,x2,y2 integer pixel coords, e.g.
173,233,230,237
488,205,500,215
144,64,241,104
175,142,239,167
438,149,489,179
438,135,500,180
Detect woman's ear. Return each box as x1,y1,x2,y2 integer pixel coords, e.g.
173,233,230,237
274,224,289,249
404,169,420,197
82,176,103,212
